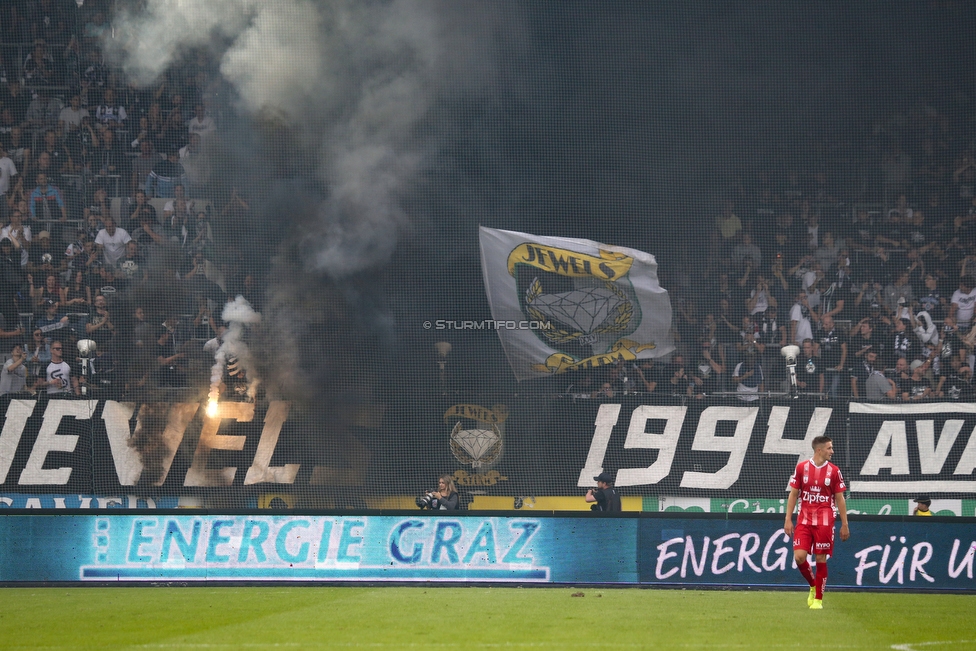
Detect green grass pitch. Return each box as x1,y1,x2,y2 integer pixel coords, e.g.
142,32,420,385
0,587,973,649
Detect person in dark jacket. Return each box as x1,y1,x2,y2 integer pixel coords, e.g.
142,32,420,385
0,237,27,328
586,472,622,512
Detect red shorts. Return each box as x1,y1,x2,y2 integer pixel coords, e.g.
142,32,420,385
793,523,835,556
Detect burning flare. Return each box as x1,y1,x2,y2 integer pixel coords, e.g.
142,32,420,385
206,389,219,418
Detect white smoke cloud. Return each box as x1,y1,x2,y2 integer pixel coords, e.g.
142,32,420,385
108,0,517,277
210,296,261,402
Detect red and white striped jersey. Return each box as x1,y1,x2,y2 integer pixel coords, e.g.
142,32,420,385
788,459,846,527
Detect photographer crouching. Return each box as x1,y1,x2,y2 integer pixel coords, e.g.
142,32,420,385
416,474,459,510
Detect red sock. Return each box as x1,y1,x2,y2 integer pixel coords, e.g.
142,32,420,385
815,562,828,600
797,560,815,587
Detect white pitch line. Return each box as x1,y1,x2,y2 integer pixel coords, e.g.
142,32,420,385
891,642,976,651
0,642,874,650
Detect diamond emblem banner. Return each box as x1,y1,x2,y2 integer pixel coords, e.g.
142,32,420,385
479,226,674,380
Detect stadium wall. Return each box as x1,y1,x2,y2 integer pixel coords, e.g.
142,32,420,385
0,511,973,591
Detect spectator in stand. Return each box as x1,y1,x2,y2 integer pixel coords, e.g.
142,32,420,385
157,106,187,153
689,337,725,398
155,315,190,387
83,212,103,243
790,290,817,346
903,248,926,294
94,216,131,267
939,316,965,370
746,273,776,316
0,144,18,202
27,230,64,278
732,231,762,270
735,314,765,357
61,269,90,311
634,358,660,394
162,185,192,225
80,47,107,106
186,103,216,140
85,294,116,348
0,209,31,267
38,129,72,176
130,139,157,195
34,296,68,341
919,273,946,320
30,150,62,192
949,275,976,332
60,36,82,89
132,305,154,350
884,272,915,316
58,95,89,138
890,317,914,368
39,339,79,396
82,11,111,41
190,210,214,254
936,356,974,401
713,200,741,253
83,185,110,225
113,240,147,290
819,254,853,321
850,318,885,370
30,0,68,44
67,113,98,174
23,40,56,86
795,338,819,393
3,127,30,182
179,133,211,198
94,88,127,133
856,350,897,400
130,115,154,150
29,172,68,223
93,128,126,181
814,231,843,272
817,315,847,398
911,304,939,354
64,227,92,276
758,304,786,348
800,212,822,252
892,357,912,397
904,359,933,401
29,271,61,313
126,189,158,230
0,343,28,395
146,103,166,144
25,88,62,130
0,50,10,86
0,81,31,129
167,197,193,248
732,351,764,401
145,148,188,198
131,211,167,250
0,237,27,323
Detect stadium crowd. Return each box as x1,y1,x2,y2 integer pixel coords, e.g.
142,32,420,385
0,1,256,399
575,97,976,402
1,3,975,406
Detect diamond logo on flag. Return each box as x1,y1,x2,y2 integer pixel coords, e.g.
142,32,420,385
528,286,623,335
450,422,502,468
